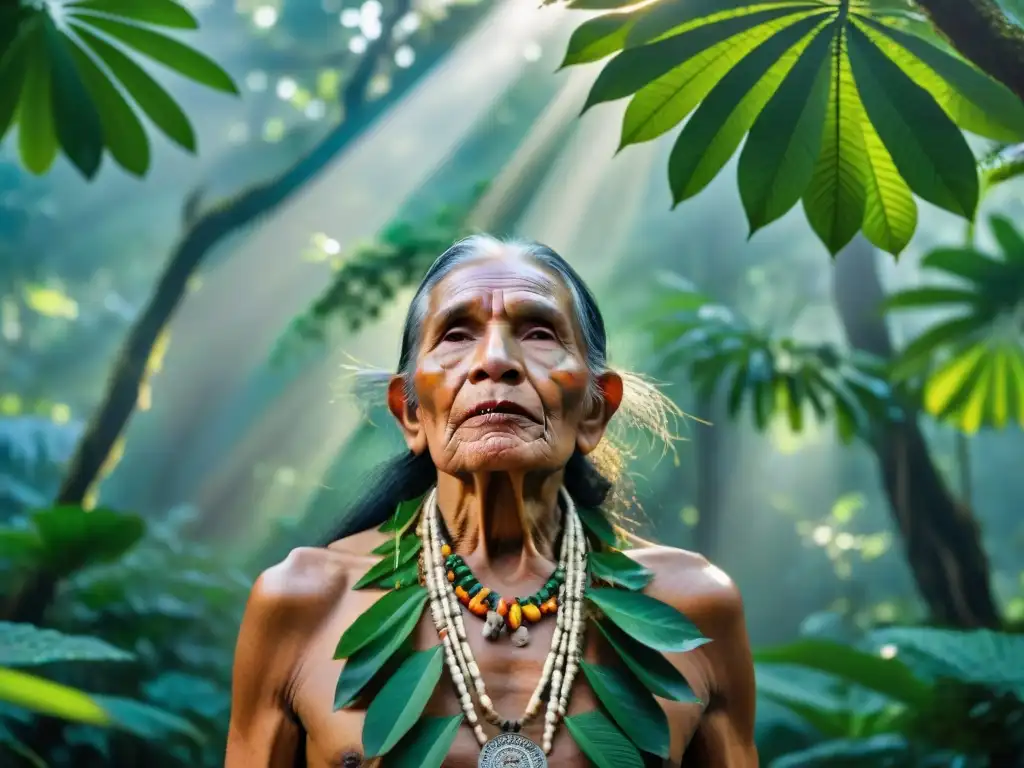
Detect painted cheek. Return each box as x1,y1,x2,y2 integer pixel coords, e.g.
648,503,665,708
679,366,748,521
549,366,589,409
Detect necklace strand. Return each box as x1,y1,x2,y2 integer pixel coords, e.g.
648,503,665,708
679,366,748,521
419,488,588,753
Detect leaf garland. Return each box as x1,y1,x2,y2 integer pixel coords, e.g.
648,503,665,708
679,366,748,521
588,550,654,590
385,715,465,768
333,586,427,660
587,587,710,652
559,0,1024,257
564,709,644,768
580,661,671,758
333,616,417,710
594,620,699,703
362,646,445,757
353,535,422,590
576,506,618,548
0,0,237,178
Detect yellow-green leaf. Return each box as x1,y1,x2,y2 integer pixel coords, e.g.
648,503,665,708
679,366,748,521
802,30,867,255
66,0,200,30
859,114,917,256
924,343,988,422
561,13,638,67
17,23,59,174
0,667,110,725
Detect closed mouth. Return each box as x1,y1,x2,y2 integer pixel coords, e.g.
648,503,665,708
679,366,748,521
461,400,539,425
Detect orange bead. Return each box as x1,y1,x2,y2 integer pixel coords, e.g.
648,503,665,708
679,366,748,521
467,588,491,616
507,602,523,631
497,598,508,617
439,628,448,640
447,570,455,582
441,544,452,557
522,603,542,623
455,586,469,602
541,597,558,615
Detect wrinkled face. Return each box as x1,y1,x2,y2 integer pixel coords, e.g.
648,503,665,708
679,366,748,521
387,253,621,476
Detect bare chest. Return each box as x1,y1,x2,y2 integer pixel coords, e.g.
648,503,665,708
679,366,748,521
292,591,710,767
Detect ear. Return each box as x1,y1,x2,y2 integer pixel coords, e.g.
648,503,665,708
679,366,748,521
387,376,428,455
576,371,623,455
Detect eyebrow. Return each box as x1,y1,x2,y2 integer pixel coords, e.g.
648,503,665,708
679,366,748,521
432,297,569,333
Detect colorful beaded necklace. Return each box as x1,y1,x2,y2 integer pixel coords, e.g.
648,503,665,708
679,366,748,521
443,543,565,647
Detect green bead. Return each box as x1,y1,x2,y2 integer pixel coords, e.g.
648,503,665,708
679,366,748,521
486,592,500,609
457,574,476,590
554,568,565,581
468,583,483,598
453,565,471,578
538,587,551,602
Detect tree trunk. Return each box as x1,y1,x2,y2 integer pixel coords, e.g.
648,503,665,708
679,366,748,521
5,0,412,628
831,237,999,628
914,0,1024,103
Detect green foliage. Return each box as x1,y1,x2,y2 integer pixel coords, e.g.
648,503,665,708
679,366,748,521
579,661,670,758
587,550,654,590
361,645,444,757
564,709,644,768
558,0,1024,257
385,714,464,768
647,275,895,442
333,585,428,659
757,624,1024,765
592,620,698,702
886,216,1024,433
586,587,709,652
0,0,237,178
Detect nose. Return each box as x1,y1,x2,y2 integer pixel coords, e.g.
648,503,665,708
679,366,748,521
469,324,524,385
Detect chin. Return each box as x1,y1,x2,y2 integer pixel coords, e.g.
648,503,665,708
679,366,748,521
450,436,554,474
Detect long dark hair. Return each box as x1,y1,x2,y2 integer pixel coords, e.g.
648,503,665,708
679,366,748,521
322,235,614,545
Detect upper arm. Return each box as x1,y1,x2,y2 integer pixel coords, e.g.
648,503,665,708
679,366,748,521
226,549,341,767
687,573,758,768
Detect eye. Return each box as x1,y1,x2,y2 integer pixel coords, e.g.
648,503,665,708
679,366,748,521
523,327,557,342
442,328,473,343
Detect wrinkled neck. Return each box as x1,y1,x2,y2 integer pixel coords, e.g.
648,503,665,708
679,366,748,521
434,471,563,575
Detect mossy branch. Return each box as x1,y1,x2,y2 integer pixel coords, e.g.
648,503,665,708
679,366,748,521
914,0,1024,102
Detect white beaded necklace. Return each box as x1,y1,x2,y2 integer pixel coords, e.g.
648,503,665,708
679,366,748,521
419,487,589,756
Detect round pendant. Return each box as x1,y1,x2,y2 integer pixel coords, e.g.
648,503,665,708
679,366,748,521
478,732,548,768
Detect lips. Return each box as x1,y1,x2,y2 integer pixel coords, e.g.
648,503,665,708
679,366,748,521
460,400,540,425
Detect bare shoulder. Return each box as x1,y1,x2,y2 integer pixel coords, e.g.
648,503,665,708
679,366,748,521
247,528,387,624
626,545,746,634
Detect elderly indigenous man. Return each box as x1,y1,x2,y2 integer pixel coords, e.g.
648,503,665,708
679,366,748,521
226,235,758,768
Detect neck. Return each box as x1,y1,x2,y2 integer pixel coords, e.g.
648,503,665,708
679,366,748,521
434,470,564,571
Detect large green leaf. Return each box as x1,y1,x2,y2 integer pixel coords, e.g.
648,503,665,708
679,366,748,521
30,506,145,578
96,695,205,743
588,551,654,591
379,495,426,534
754,638,934,708
564,709,644,768
0,622,133,667
334,610,420,709
924,343,1024,432
587,588,708,652
846,22,978,218
334,586,428,659
670,13,830,204
858,103,917,255
385,715,464,768
771,734,912,767
580,662,670,758
561,13,638,66
362,646,444,757
576,506,618,548
0,667,109,725
594,620,698,702
738,22,833,233
0,0,234,177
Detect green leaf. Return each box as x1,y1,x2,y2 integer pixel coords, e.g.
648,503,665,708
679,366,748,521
858,116,917,256
989,214,1024,260
802,39,867,255
0,623,133,667
587,5,815,112
362,646,444,757
66,0,200,30
562,13,637,67
66,39,149,175
384,715,464,768
72,26,196,151
17,23,59,174
884,286,982,311
334,609,420,709
588,551,654,591
0,667,110,725
564,709,644,768
43,20,104,178
739,23,833,233
96,695,205,743
31,506,145,578
892,314,992,378
375,558,421,591
620,9,815,147
0,529,43,565
354,536,422,590
669,13,829,204
379,495,425,534
580,662,669,758
334,586,428,659
920,246,1008,284
858,16,1024,142
595,620,699,702
0,23,32,142
627,0,822,47
587,588,709,653
754,638,934,708
846,23,978,219
72,16,237,93
576,506,617,548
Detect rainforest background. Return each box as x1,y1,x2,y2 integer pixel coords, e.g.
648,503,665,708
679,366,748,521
1,0,1024,766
